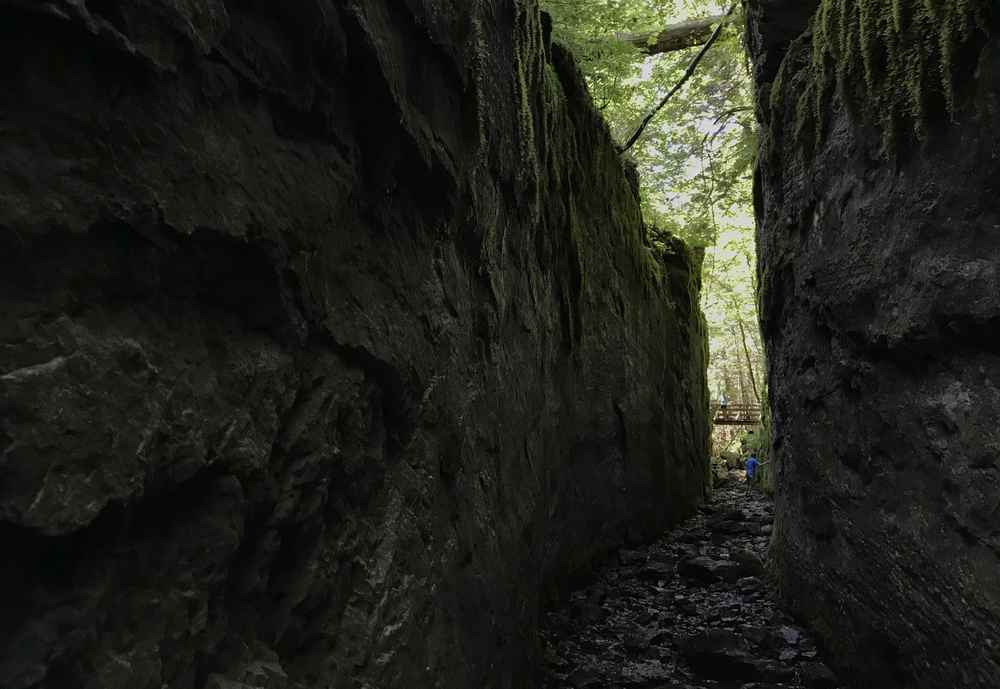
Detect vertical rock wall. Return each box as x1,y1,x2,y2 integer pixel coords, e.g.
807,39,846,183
749,1,1000,686
0,1,710,688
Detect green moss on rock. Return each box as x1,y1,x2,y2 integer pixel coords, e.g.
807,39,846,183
774,0,991,154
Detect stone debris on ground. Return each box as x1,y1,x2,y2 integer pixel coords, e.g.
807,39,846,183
540,477,843,689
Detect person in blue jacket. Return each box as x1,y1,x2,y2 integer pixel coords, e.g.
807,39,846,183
745,452,769,495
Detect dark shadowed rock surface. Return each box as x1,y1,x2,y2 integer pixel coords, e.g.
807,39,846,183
748,1,1000,687
0,1,710,688
540,479,843,689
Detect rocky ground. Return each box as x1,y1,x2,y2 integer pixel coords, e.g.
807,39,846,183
539,477,843,689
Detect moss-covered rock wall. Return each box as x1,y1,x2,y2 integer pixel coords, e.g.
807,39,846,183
748,1,1000,686
0,1,710,688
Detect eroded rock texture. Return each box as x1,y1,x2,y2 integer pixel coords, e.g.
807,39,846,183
0,1,710,688
749,1,1000,687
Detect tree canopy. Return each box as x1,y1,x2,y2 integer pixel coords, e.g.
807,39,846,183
541,0,763,408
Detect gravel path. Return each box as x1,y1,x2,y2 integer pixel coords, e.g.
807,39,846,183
540,479,844,689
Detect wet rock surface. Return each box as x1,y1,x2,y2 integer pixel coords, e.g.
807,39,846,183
540,480,842,689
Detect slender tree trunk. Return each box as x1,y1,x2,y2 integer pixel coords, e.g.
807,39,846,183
737,315,761,405
728,329,748,405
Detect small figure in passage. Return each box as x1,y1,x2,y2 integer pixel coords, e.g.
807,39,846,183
744,452,769,496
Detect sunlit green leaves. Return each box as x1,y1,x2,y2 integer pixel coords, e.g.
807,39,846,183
541,0,753,249
542,0,765,405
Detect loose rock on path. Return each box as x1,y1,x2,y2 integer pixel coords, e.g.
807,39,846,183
539,478,843,689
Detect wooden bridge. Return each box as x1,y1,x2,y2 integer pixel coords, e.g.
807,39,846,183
711,403,762,426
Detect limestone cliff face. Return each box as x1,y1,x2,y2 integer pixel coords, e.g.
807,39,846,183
749,1,1000,687
0,2,710,688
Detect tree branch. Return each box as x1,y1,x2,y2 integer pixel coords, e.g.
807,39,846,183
618,4,738,155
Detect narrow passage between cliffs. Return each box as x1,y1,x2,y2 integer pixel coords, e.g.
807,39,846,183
539,477,844,689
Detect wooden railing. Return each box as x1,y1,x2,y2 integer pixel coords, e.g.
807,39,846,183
711,403,762,426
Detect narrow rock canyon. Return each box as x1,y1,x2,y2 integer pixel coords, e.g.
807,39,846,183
2,1,999,688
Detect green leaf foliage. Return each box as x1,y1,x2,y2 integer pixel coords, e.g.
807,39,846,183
542,0,764,411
